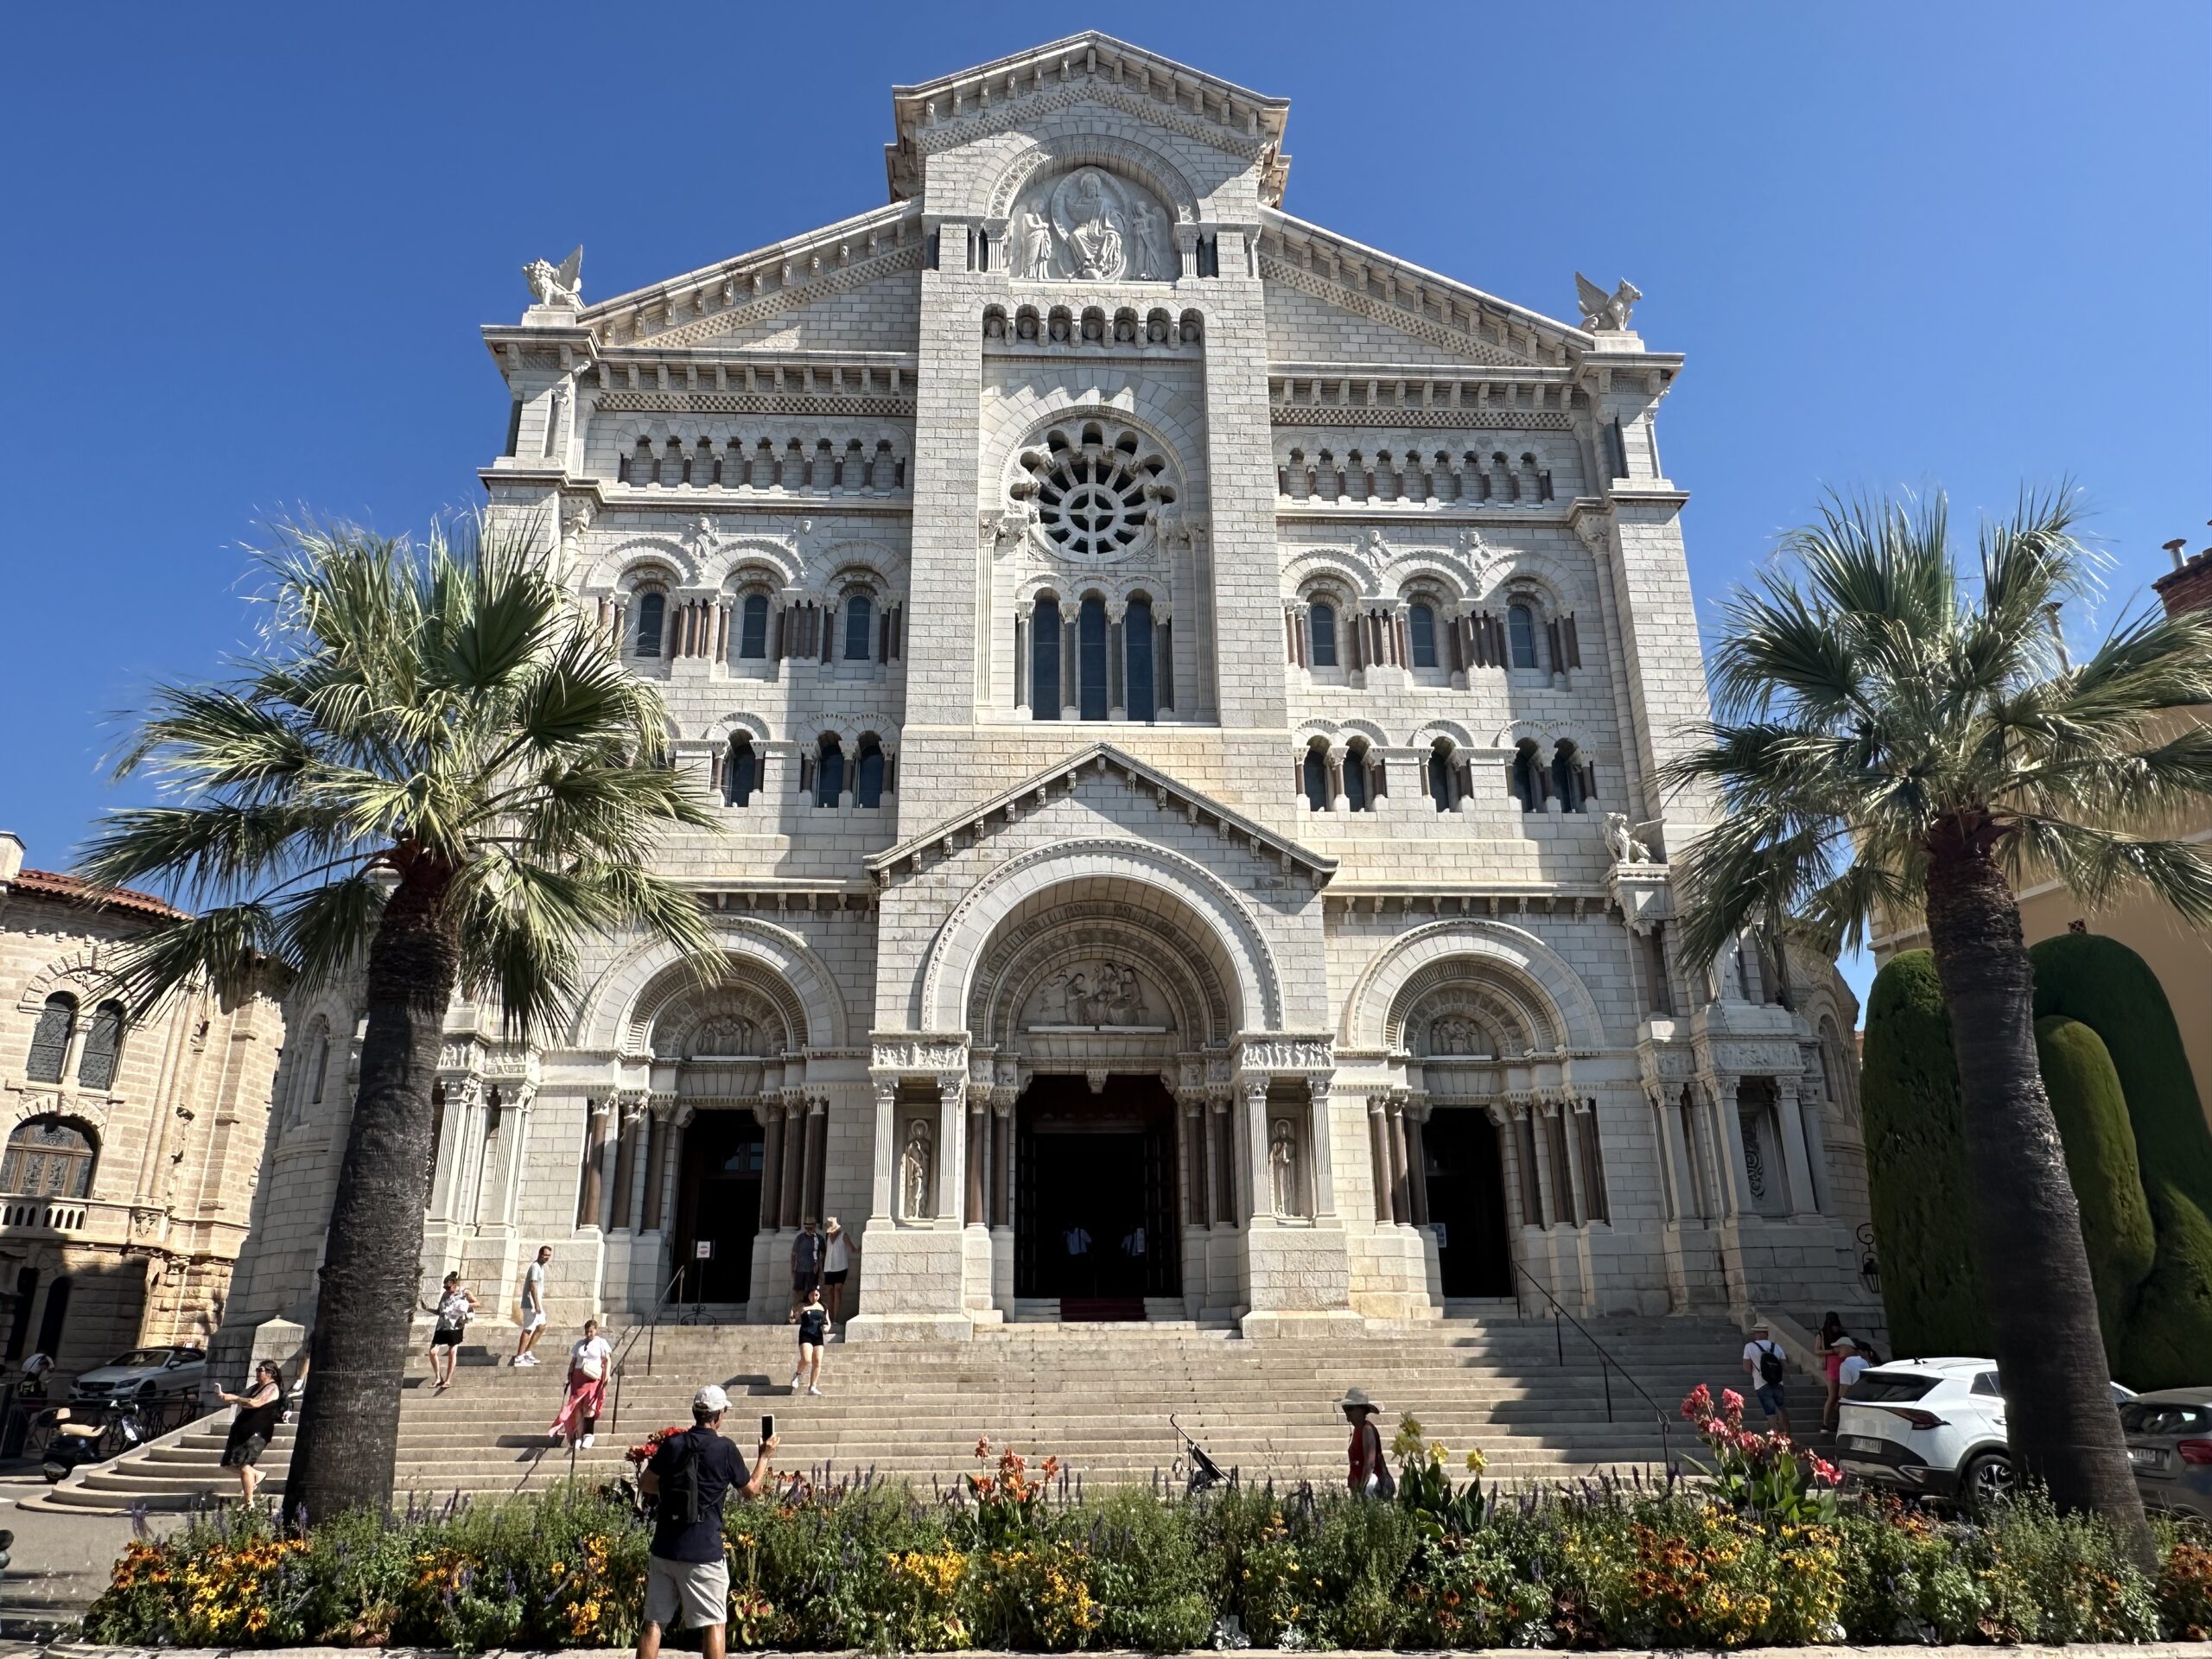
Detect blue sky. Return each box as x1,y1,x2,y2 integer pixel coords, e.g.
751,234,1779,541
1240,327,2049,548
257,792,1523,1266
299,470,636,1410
3,3,2205,1017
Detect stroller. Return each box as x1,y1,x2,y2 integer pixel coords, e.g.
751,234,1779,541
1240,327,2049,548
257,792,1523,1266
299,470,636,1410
1169,1414,1227,1495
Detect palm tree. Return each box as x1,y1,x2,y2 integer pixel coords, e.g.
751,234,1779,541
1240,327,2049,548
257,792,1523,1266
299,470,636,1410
1665,489,2212,1554
79,515,719,1525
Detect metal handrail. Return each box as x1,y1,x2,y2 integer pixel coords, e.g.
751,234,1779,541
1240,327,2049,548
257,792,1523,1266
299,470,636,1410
606,1263,694,1433
1509,1259,1673,1466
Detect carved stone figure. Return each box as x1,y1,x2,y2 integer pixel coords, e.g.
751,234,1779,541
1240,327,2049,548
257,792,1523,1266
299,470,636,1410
900,1120,933,1218
524,246,584,309
1130,199,1172,280
1603,812,1654,865
1573,272,1641,333
1268,1117,1301,1217
1018,207,1055,279
690,1016,756,1057
1053,169,1127,280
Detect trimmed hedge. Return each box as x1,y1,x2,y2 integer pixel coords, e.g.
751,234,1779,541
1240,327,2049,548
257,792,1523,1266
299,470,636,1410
1859,950,1993,1357
2033,1014,2157,1351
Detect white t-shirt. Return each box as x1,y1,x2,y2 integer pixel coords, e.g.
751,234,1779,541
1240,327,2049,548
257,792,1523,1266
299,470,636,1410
570,1334,612,1381
823,1233,850,1274
437,1290,472,1328
521,1261,546,1310
1744,1339,1784,1376
1838,1354,1870,1388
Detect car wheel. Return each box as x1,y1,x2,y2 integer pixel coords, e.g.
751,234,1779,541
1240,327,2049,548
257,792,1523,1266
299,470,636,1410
1961,1452,2014,1510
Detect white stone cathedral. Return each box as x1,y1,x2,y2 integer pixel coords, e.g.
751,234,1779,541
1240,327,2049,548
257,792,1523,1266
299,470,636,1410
221,34,1875,1354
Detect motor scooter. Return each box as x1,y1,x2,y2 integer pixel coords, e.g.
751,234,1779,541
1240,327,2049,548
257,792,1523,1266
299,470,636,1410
38,1399,148,1483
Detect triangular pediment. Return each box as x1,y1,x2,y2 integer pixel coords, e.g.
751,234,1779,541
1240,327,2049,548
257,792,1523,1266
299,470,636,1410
867,743,1337,886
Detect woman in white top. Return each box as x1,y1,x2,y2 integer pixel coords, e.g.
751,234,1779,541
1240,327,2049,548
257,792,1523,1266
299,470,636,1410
821,1216,858,1337
549,1319,613,1449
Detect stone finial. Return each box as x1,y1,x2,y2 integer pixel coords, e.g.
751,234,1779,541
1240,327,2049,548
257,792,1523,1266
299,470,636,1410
1574,272,1640,333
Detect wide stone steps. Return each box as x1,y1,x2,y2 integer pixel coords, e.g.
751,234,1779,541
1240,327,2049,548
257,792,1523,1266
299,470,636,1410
21,1315,1826,1514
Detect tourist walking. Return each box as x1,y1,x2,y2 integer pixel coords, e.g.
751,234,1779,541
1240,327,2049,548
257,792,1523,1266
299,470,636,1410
550,1319,613,1449
789,1218,824,1319
791,1287,828,1395
821,1217,856,1335
1742,1319,1793,1435
1816,1311,1847,1431
423,1272,477,1391
512,1245,553,1365
636,1384,777,1659
1339,1386,1392,1497
215,1360,284,1504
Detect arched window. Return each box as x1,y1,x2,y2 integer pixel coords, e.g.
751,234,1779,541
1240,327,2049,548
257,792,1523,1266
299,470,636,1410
1408,602,1438,669
1077,595,1109,720
855,736,886,808
25,994,75,1084
1428,742,1457,811
1031,595,1062,720
726,735,758,806
1511,741,1543,811
1125,596,1156,723
737,594,770,659
1,1116,98,1199
843,594,874,662
1308,602,1339,668
815,735,845,807
308,1026,330,1106
1507,602,1540,670
1302,744,1330,811
77,1001,125,1092
1551,741,1586,812
1344,743,1370,811
633,591,666,658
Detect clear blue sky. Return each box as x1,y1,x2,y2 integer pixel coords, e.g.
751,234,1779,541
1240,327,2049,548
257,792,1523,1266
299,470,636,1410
3,3,2205,1017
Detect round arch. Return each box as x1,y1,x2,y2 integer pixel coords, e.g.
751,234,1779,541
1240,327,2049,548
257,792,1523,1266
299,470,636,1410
985,131,1203,224
1339,918,1605,1054
572,919,851,1053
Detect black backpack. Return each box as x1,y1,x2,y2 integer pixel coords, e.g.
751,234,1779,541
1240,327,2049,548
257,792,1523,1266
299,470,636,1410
1757,1342,1785,1387
661,1430,702,1525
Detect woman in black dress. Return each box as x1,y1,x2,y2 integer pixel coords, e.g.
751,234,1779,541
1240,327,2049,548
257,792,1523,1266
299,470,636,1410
216,1360,284,1503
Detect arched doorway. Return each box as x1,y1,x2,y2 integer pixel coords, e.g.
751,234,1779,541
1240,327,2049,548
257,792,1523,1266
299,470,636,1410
1421,1110,1513,1297
1014,1073,1179,1309
673,1112,765,1303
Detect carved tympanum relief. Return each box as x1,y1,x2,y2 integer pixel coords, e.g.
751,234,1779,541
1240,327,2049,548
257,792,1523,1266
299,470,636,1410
651,988,782,1058
1022,961,1168,1030
1010,168,1178,283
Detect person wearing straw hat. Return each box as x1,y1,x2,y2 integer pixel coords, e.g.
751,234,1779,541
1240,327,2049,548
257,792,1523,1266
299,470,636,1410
1339,1387,1392,1497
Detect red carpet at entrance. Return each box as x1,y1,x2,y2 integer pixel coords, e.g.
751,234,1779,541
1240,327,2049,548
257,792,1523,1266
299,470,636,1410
1059,1297,1147,1322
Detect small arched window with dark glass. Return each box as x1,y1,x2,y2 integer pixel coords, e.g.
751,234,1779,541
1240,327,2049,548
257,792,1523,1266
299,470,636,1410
843,594,874,662
1428,741,1458,812
1124,595,1156,723
1507,602,1540,670
1344,742,1371,812
1031,594,1062,720
737,593,770,659
726,735,759,806
1302,742,1330,811
76,1001,126,1092
1551,741,1587,813
633,591,666,658
1077,594,1109,720
1511,741,1544,811
0,1115,97,1199
855,735,886,808
1308,602,1339,668
1408,602,1438,669
815,735,845,807
25,993,76,1085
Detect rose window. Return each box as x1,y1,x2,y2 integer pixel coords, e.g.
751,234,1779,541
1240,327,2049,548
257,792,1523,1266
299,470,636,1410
1013,422,1175,563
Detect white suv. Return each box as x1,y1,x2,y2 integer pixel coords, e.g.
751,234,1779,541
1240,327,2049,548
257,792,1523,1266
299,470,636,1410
1836,1357,2134,1509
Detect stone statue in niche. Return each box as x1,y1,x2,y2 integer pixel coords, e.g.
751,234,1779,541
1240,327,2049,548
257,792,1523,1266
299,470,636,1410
1018,206,1055,280
900,1119,933,1218
1603,812,1655,866
1056,169,1126,278
1268,1116,1301,1217
1130,199,1171,281
524,245,584,309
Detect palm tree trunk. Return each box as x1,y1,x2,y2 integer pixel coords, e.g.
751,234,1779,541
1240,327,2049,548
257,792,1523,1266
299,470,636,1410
282,855,457,1526
1922,818,2150,1561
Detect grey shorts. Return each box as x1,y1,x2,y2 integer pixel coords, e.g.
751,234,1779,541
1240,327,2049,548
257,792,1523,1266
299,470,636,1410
645,1554,728,1630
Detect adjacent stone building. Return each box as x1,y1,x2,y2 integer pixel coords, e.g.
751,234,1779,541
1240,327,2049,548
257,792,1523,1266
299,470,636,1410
0,833,282,1375
219,35,1873,1354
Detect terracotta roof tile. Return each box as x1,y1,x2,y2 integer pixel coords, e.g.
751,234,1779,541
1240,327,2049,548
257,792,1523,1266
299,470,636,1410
9,868,187,922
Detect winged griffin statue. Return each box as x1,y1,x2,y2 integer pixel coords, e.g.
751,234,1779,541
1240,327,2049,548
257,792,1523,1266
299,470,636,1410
524,245,584,309
1574,272,1641,333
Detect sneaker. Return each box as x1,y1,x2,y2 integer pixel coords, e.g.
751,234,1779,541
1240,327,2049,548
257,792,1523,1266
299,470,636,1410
788,1375,802,1391
519,1352,539,1365
807,1385,823,1396
580,1433,595,1448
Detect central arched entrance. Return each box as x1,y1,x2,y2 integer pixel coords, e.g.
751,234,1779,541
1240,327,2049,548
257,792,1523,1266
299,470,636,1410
673,1111,766,1303
1014,1073,1180,1311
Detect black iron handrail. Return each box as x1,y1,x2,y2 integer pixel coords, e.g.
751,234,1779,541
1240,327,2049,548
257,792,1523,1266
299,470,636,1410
1509,1259,1673,1467
606,1263,695,1433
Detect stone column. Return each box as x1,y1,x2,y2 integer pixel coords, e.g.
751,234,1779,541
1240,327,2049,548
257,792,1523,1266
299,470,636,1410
1240,1079,1270,1225
780,1094,807,1227
965,1092,988,1226
608,1095,642,1230
801,1093,828,1225
1711,1078,1753,1217
938,1075,967,1223
1387,1097,1413,1226
869,1078,898,1221
1402,1096,1430,1227
1179,1090,1209,1227
1772,1077,1820,1217
640,1103,672,1231
1210,1092,1236,1225
992,1092,1014,1229
1368,1096,1396,1224
759,1105,786,1232
1307,1077,1338,1218
575,1098,608,1230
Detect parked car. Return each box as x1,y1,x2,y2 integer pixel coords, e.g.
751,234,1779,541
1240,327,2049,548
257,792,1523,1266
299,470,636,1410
67,1345,206,1407
1835,1357,2135,1509
2119,1387,2212,1521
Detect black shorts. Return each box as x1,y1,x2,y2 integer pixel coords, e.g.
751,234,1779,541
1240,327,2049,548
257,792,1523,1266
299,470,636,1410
431,1325,465,1350
823,1269,849,1286
222,1431,270,1468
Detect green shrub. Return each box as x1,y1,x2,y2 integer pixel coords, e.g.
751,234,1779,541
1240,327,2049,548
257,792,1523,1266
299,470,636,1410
2035,1014,2158,1349
1859,950,1994,1357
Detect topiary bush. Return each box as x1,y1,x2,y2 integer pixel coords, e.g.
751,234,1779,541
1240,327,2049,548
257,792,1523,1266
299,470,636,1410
1859,950,1993,1357
2031,932,2212,1389
2033,1014,2158,1351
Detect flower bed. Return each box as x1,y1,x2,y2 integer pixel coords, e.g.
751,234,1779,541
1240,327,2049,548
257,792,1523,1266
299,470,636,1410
84,1431,2210,1650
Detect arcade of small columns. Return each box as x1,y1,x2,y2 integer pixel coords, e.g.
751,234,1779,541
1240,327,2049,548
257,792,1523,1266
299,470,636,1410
566,1080,833,1237
1007,594,1178,722
1344,1084,1611,1233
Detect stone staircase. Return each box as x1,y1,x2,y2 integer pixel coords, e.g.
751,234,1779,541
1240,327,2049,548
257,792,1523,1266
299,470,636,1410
21,1313,1832,1515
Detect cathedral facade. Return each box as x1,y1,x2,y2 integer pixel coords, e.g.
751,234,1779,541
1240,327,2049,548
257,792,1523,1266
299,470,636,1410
221,35,1872,1352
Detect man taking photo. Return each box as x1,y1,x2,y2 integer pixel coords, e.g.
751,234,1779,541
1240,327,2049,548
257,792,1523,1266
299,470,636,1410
636,1383,777,1659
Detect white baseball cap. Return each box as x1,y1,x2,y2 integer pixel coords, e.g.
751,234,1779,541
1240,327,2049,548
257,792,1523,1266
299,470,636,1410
693,1383,729,1413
